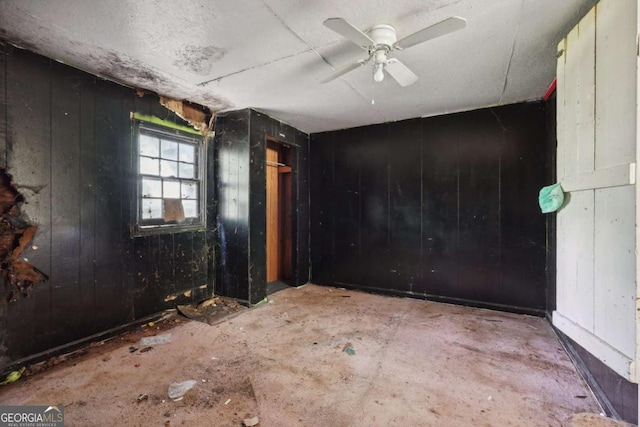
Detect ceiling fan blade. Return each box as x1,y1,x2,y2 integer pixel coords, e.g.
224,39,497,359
385,59,418,87
323,18,374,48
394,16,466,50
320,59,368,83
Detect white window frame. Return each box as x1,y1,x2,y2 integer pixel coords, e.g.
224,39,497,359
133,120,206,235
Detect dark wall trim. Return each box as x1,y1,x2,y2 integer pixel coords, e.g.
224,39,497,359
555,329,638,424
326,281,545,317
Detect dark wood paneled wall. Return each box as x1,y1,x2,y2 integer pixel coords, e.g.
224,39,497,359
213,109,309,304
310,102,549,313
0,45,212,365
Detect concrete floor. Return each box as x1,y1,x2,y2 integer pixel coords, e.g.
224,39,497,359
0,284,618,426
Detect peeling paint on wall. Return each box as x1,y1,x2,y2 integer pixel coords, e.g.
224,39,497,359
0,170,48,303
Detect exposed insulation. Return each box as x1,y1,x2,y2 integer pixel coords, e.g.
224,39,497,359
159,96,211,133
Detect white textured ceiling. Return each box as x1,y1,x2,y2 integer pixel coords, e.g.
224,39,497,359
0,0,596,133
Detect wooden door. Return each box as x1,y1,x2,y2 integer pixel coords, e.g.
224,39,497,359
266,146,279,282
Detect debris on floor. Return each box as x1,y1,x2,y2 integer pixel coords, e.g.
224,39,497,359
177,296,245,325
0,284,603,426
168,380,197,400
11,312,180,379
140,333,172,346
0,367,24,386
342,342,355,355
243,416,260,426
136,393,148,403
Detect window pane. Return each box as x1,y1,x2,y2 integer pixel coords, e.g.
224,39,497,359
140,134,159,157
181,181,197,199
142,177,162,198
140,156,159,176
161,139,178,160
179,163,194,179
179,143,195,163
142,199,162,219
163,180,180,198
183,200,198,218
160,160,178,177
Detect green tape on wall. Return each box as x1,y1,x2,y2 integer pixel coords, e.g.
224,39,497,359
131,112,202,136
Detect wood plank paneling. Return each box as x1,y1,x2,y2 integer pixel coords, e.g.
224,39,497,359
215,110,310,304
50,63,83,339
388,119,421,293
457,111,501,303
78,80,97,329
554,1,637,396
557,190,595,331
93,85,127,332
295,128,310,285
595,0,637,170
0,46,214,365
214,111,250,301
309,134,334,285
594,186,635,358
420,115,459,297
247,111,267,302
499,104,548,309
310,102,549,312
358,125,391,289
332,128,361,286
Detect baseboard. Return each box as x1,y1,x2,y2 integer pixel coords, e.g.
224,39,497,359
322,281,546,317
555,328,638,425
0,311,165,376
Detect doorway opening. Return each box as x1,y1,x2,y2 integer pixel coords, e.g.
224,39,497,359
266,138,293,294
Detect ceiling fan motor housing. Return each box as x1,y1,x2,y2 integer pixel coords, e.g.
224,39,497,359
367,24,397,50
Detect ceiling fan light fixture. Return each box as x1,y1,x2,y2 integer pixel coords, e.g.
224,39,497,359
373,63,385,82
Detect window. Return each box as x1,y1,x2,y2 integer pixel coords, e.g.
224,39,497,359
134,120,205,233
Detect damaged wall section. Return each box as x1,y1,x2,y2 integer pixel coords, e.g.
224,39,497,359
0,44,216,366
0,170,48,303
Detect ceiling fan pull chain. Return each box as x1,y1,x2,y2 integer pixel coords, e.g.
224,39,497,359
371,77,375,105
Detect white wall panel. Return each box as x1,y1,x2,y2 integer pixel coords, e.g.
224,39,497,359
594,186,636,358
595,0,637,170
557,38,567,180
554,0,637,381
574,9,596,175
557,190,595,331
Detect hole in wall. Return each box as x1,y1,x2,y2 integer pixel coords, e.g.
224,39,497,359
0,169,48,303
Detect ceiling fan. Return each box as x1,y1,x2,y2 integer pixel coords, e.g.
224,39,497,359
320,16,466,87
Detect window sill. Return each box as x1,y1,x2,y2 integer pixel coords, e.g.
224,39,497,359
132,223,206,237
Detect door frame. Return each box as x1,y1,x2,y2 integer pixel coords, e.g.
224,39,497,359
265,136,297,285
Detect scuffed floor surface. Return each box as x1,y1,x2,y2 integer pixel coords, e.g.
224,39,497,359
0,284,602,426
